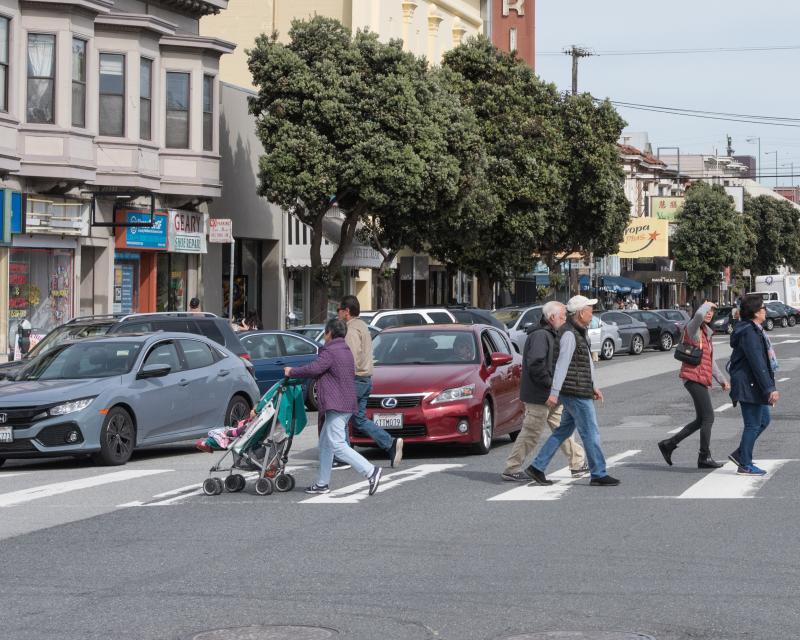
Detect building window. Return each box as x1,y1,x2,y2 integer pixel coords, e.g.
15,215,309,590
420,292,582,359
139,58,152,140
509,28,518,52
202,75,213,151
27,34,56,124
99,53,125,136
0,18,9,112
71,38,86,128
166,72,190,149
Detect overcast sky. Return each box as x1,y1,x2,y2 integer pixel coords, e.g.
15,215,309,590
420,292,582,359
535,1,800,184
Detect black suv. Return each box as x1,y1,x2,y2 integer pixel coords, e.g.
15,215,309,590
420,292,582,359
0,312,253,381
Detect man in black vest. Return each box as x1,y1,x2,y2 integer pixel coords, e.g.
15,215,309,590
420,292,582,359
525,295,620,486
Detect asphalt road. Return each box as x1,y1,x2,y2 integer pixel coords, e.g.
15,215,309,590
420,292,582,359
2,330,800,640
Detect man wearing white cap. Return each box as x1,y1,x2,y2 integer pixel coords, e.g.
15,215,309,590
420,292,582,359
525,295,620,487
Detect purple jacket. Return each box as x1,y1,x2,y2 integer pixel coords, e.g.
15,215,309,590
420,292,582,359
288,337,358,414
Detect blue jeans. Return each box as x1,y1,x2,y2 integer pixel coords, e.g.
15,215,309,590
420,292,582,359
734,402,771,468
318,410,375,487
352,376,393,451
532,395,608,478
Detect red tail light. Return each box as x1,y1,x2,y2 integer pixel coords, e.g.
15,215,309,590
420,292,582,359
240,353,251,361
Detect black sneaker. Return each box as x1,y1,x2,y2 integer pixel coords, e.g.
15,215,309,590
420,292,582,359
570,463,590,478
501,471,529,482
331,460,351,470
368,466,382,496
590,475,620,486
389,437,404,468
304,483,330,494
524,465,553,486
728,451,742,467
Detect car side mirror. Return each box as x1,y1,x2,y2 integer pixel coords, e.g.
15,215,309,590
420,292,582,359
490,352,513,367
522,322,533,329
137,363,172,379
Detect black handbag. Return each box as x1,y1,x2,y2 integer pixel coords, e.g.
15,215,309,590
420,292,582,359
674,328,703,366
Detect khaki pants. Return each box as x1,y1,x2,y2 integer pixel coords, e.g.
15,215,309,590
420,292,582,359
503,402,586,474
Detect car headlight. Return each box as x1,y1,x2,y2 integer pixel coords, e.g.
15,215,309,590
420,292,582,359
49,398,95,416
431,384,475,404
713,319,725,325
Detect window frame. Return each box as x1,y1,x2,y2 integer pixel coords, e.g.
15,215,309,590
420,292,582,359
165,70,191,149
26,32,56,124
139,57,152,140
99,51,126,137
0,16,10,113
202,74,213,151
140,339,184,374
279,333,317,357
71,37,87,128
177,338,216,370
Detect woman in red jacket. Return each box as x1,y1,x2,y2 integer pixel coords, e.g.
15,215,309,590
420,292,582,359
658,301,730,468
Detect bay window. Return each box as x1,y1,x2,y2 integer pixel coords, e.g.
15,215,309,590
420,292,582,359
27,34,55,124
165,72,190,149
99,53,125,137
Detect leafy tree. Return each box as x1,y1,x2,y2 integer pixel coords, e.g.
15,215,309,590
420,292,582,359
742,195,800,276
247,17,482,320
672,183,747,293
437,37,565,308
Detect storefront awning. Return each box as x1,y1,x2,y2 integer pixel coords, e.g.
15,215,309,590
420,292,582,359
578,275,643,294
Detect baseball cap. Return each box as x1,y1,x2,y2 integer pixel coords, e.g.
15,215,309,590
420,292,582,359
566,295,598,313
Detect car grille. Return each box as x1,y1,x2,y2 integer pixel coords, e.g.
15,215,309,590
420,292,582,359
354,425,427,438
366,395,424,409
0,439,37,452
0,405,53,429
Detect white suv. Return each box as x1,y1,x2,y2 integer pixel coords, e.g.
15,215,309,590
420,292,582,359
361,308,457,329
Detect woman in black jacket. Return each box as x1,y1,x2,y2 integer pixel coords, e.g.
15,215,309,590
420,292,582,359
727,295,780,476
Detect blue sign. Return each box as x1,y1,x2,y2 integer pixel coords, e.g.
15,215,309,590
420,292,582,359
124,211,167,249
0,189,23,243
10,192,22,233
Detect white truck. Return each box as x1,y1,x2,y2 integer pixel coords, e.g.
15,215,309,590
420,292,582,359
754,274,800,308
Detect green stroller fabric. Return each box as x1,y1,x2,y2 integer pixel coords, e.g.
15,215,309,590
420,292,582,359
254,379,308,435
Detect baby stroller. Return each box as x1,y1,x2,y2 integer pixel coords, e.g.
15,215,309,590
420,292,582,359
201,378,306,496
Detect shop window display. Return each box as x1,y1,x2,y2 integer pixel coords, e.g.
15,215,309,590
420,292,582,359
157,253,187,312
8,248,73,360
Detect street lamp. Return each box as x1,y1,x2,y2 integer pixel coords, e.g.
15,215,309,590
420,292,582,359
746,137,761,181
765,150,779,187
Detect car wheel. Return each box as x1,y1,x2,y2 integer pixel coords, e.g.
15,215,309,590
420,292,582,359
630,334,644,355
305,381,318,411
472,400,494,455
659,332,674,351
765,318,775,331
781,317,789,328
789,316,797,327
225,395,251,427
91,407,135,466
600,338,615,361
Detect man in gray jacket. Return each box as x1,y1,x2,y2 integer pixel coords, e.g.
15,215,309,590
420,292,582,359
501,301,588,482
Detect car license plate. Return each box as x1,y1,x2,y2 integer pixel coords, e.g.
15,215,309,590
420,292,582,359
0,426,12,443
373,413,403,429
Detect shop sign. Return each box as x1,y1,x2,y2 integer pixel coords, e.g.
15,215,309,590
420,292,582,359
208,218,233,243
119,211,168,250
0,190,24,244
650,196,684,221
615,218,669,258
168,210,207,254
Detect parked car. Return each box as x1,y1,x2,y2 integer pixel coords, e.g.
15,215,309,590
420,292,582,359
597,311,651,355
624,310,680,351
444,305,508,332
587,316,623,361
763,303,787,331
653,308,691,333
361,307,507,333
0,333,260,467
291,324,381,345
491,305,543,352
710,306,737,334
765,301,798,328
352,324,524,454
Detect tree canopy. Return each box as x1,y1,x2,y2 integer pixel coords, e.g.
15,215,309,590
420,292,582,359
742,195,800,276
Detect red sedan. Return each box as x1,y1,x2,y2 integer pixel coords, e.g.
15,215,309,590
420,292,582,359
350,324,524,454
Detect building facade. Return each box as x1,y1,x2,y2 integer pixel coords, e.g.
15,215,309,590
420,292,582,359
0,0,232,360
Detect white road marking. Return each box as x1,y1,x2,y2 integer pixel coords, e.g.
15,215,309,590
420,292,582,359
778,377,791,383
301,463,464,504
773,339,800,345
667,427,682,434
677,460,793,499
0,469,170,508
714,403,733,413
0,472,28,479
487,450,640,501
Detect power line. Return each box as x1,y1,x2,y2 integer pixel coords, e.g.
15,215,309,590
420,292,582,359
605,101,800,129
537,44,800,57
610,101,800,123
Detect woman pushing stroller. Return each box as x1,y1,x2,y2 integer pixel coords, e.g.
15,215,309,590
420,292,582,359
284,317,383,496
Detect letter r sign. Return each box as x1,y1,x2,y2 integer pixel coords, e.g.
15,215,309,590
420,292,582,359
502,0,525,16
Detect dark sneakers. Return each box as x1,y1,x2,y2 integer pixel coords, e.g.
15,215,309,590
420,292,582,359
524,465,553,486
305,483,330,494
501,471,529,482
368,466,382,495
570,463,590,478
389,437,404,468
698,454,724,469
728,451,742,467
331,460,351,470
657,439,677,466
590,475,620,486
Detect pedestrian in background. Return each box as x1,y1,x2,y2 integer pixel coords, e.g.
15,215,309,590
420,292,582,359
189,297,201,312
525,295,620,487
338,295,403,467
727,295,779,476
501,301,588,482
658,301,730,468
285,317,382,495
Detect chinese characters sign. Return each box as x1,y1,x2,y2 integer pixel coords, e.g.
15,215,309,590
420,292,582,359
650,196,685,221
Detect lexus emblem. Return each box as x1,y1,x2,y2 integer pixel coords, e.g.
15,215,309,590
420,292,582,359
381,397,398,409
0,413,6,423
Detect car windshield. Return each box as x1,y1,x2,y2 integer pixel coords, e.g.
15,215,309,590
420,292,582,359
20,341,143,381
373,330,479,365
26,323,113,359
713,308,732,320
492,309,523,328
292,328,322,339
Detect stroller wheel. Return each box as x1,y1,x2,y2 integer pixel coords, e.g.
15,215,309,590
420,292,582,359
255,477,274,496
275,473,295,493
225,474,246,493
213,477,225,495
202,478,219,496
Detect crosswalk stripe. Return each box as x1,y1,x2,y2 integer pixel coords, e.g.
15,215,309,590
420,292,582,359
301,463,464,504
677,460,793,499
714,403,733,413
778,377,791,383
487,450,640,501
773,339,800,345
0,472,28,479
0,469,170,508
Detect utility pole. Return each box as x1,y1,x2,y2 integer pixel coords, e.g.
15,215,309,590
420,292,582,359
564,45,593,95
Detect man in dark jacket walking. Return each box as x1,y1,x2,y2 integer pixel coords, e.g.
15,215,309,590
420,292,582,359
501,301,587,482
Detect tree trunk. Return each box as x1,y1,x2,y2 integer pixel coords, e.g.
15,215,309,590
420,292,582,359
375,253,397,309
477,271,493,309
308,217,329,324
